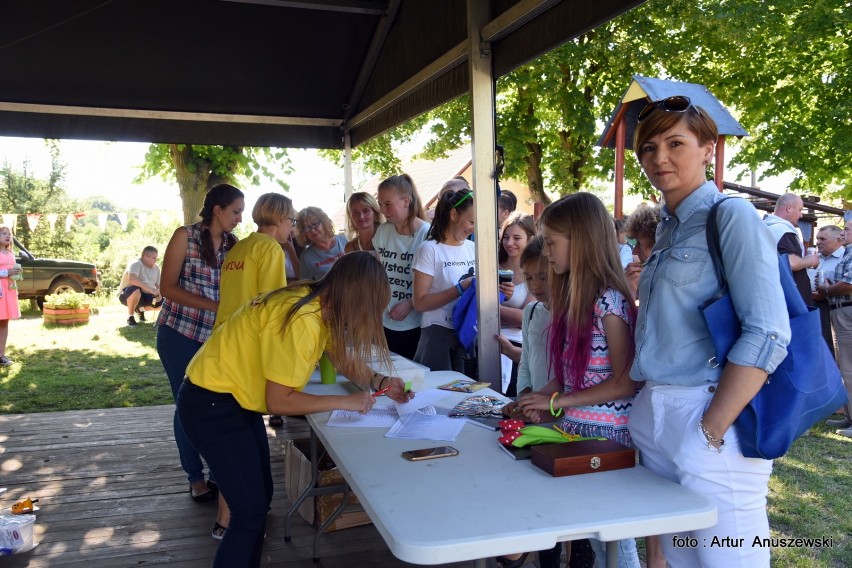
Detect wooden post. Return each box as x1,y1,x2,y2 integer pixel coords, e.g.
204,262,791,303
715,135,725,192
467,0,501,388
614,118,626,218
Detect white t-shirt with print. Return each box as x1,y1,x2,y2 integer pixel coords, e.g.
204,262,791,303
412,239,476,330
373,221,431,331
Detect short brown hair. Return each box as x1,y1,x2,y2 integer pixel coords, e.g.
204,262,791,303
634,102,718,158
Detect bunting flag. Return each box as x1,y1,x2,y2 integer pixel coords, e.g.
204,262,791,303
0,211,181,233
46,213,59,231
2,214,17,233
26,214,41,232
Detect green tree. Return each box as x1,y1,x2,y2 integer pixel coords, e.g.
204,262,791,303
318,118,429,179
345,0,849,200
0,154,113,264
659,0,850,195
0,154,75,254
137,144,293,224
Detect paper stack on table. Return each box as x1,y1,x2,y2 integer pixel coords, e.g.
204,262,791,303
328,389,464,440
384,413,466,442
327,389,448,428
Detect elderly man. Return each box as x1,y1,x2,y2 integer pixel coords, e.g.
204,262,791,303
811,226,846,358
764,192,819,305
118,246,161,326
817,222,852,436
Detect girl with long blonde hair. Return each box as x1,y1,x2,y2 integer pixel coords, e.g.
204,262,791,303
178,251,412,568
518,192,640,568
372,173,430,359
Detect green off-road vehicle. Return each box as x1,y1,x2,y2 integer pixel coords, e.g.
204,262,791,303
13,237,100,308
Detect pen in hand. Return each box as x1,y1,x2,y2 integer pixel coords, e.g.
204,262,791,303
372,386,391,398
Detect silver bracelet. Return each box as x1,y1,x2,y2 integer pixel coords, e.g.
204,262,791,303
698,418,725,453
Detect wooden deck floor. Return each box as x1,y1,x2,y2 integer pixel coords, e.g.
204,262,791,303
0,405,473,567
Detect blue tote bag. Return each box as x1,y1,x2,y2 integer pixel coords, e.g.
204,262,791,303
698,199,847,459
452,278,505,352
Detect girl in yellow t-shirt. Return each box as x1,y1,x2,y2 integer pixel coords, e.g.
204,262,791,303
177,251,412,568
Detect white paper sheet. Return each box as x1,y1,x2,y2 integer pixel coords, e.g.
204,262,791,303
327,404,437,428
384,412,466,442
328,407,399,427
393,388,449,416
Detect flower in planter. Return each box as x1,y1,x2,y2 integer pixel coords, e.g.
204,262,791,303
45,291,91,310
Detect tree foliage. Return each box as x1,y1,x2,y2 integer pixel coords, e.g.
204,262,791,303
0,152,77,256
671,0,850,195
0,154,112,276
137,144,292,224
318,116,429,179
346,0,849,200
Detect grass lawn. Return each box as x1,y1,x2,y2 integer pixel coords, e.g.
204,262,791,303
0,302,850,566
0,302,171,413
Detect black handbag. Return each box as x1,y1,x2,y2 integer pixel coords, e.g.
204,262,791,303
698,199,847,459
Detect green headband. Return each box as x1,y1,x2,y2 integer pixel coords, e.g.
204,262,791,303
452,192,473,209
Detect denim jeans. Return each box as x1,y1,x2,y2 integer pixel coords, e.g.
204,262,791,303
157,324,208,484
178,381,273,568
589,537,641,568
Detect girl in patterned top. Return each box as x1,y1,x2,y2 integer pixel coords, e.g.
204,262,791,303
517,192,640,568
157,184,244,509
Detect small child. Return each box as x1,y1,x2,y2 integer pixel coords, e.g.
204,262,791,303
496,236,566,568
498,235,550,409
0,226,22,366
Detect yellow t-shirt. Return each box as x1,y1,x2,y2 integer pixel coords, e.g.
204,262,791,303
215,232,287,329
186,288,331,413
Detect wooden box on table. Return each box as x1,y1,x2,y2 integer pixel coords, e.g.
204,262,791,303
531,439,635,477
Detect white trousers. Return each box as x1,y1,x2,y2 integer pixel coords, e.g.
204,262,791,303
628,383,773,568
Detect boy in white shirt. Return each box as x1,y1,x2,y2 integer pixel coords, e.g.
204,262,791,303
118,246,161,326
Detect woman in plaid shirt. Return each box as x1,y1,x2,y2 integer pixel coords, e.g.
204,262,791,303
157,184,245,503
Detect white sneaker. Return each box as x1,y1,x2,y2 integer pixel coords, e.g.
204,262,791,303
836,427,852,438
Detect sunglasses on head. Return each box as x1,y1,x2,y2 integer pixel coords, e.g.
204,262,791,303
637,95,699,122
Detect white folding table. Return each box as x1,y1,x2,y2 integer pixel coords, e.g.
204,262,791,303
288,369,716,567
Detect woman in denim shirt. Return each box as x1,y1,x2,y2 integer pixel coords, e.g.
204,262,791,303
627,97,790,568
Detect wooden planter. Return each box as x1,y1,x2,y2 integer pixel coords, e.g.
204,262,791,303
43,304,91,325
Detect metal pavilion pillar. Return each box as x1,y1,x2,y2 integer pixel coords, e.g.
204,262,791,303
467,0,501,389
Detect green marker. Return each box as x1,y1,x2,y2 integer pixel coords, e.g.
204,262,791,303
404,381,412,392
